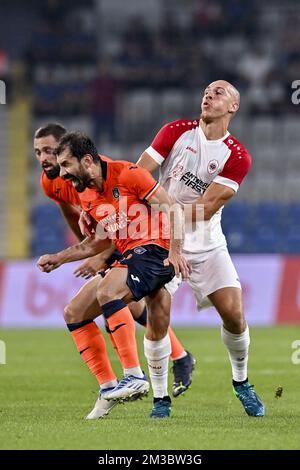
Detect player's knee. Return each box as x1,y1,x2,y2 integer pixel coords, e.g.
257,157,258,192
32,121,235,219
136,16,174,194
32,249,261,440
96,284,118,305
147,310,169,340
97,286,111,305
129,300,146,320
221,305,245,333
146,323,168,341
64,302,81,324
96,277,125,305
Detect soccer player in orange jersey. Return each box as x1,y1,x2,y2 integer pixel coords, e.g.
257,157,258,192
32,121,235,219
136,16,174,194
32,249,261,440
34,124,153,418
34,125,196,409
34,123,112,275
38,132,190,418
35,124,82,238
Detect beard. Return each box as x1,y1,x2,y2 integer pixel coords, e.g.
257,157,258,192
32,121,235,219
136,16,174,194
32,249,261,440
43,164,60,180
63,171,91,193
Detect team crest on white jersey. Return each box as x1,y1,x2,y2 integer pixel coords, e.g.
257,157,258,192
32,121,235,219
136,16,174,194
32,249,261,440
172,164,184,179
207,159,219,174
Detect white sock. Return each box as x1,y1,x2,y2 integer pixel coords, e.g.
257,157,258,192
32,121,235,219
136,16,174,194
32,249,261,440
100,379,118,392
221,325,250,383
144,334,171,398
124,366,144,378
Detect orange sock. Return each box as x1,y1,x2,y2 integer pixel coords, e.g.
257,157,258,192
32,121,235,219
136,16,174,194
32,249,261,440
104,303,140,369
70,321,117,385
168,326,185,360
105,320,121,359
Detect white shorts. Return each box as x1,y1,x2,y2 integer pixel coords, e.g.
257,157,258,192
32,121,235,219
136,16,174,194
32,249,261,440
165,246,241,310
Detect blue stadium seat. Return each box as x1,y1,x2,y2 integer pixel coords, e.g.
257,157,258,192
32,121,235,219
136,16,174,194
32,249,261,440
252,202,283,231
283,203,300,227
281,226,300,253
222,202,251,222
222,202,252,235
252,226,281,253
225,227,253,253
31,203,66,256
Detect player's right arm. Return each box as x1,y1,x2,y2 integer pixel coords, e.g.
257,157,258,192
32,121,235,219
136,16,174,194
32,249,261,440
40,173,114,276
137,120,182,173
137,151,160,173
59,202,85,241
37,235,112,273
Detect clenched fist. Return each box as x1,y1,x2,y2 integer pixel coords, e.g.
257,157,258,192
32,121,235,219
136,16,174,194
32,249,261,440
37,253,62,273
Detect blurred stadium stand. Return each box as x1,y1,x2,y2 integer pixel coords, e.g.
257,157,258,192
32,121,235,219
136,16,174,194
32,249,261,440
0,0,299,257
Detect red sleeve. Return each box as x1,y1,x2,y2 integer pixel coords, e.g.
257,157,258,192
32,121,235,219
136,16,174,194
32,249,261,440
145,119,199,165
214,138,252,191
120,165,160,201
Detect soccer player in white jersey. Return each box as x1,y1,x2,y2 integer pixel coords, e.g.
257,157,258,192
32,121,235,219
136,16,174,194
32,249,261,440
137,80,265,417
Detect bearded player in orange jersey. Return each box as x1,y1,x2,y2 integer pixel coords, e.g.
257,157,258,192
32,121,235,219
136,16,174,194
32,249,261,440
34,126,195,418
38,131,191,418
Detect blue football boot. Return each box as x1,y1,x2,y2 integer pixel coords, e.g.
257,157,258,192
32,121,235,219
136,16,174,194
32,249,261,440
172,351,196,397
150,396,171,418
233,382,265,417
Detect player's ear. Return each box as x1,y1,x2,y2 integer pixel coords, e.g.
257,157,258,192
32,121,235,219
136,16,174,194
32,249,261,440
82,154,94,168
229,101,239,114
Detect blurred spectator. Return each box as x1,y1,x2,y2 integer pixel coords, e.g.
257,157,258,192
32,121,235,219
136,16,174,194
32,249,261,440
90,61,121,145
0,50,10,101
7,0,298,256
117,42,152,89
159,12,183,47
237,44,274,86
123,16,153,57
0,50,10,77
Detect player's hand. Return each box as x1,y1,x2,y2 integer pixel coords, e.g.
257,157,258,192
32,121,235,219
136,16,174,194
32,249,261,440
79,211,95,238
166,251,191,280
73,253,108,279
37,253,62,273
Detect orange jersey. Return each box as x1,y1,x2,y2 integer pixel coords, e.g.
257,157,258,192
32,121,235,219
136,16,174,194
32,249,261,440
40,171,80,206
79,159,170,254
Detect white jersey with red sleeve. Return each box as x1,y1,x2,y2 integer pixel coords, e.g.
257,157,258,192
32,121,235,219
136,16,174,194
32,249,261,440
145,119,252,254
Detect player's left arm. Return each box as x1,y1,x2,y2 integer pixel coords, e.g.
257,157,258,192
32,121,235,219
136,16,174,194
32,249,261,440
192,182,235,221
146,186,191,280
122,165,190,279
73,245,117,279
192,148,252,221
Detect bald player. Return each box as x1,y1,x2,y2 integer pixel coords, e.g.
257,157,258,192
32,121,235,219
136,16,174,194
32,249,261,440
137,80,265,416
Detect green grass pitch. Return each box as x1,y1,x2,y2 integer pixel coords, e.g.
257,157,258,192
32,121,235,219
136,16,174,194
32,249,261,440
0,326,299,450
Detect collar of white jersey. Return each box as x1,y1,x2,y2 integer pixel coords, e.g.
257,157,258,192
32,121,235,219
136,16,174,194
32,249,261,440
198,124,230,144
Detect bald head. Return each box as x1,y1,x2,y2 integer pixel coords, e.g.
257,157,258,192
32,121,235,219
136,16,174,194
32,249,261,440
208,80,240,109
201,80,240,124
213,79,239,101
